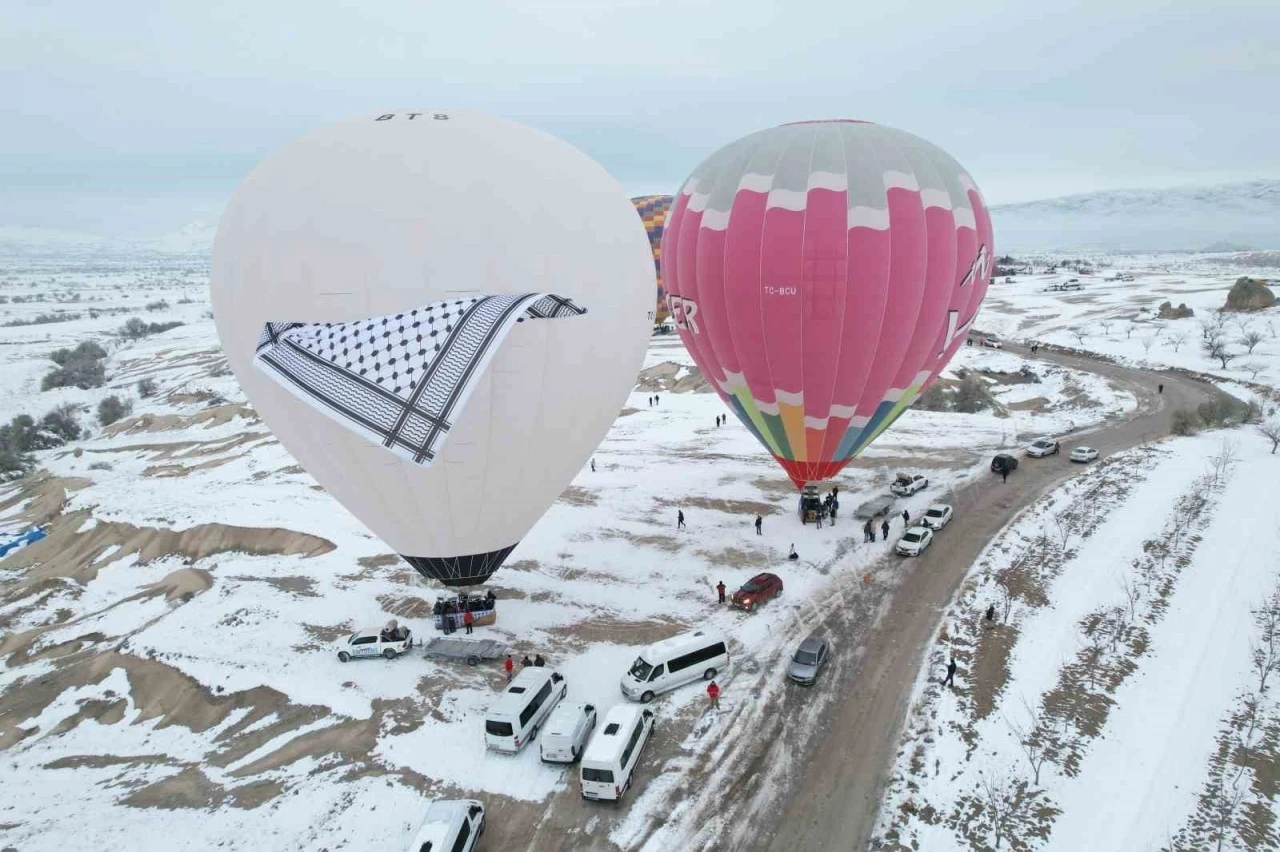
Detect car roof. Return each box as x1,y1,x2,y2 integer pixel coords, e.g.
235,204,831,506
798,634,826,653
582,705,646,765
488,667,558,717
413,800,481,847
925,504,950,513
1073,445,1095,451
352,628,380,639
1032,437,1055,443
643,627,726,660
545,702,590,736
906,525,930,535
747,572,778,584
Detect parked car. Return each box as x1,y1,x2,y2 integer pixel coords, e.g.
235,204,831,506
621,628,730,703
336,625,413,662
408,799,485,852
895,526,934,557
853,495,897,521
981,334,1003,349
1070,446,1100,463
540,702,597,764
889,473,929,497
991,454,1019,475
921,504,953,530
787,634,829,686
731,572,783,612
1025,437,1060,457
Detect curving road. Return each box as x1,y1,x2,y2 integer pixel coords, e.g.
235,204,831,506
744,343,1236,852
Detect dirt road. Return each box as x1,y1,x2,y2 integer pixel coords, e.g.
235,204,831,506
748,344,1235,852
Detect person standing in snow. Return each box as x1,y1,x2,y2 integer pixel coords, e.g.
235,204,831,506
707,680,721,710
1001,468,1009,484
655,394,660,405
1158,383,1164,394
504,655,514,682
522,655,533,668
716,580,726,604
754,514,763,535
788,544,799,560
943,656,957,688
677,509,686,530
902,508,910,526
985,604,996,623
534,654,546,667
590,458,596,472
463,609,474,634
881,519,890,541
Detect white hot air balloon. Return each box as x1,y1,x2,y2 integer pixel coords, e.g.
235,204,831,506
211,110,654,586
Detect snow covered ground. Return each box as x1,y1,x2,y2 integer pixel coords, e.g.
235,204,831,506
0,247,1275,851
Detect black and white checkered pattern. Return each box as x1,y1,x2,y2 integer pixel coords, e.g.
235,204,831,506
253,293,586,466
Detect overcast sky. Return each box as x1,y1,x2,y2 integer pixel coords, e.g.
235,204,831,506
2,0,1277,237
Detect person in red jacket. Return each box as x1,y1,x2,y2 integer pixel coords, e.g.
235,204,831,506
463,609,475,634
707,680,721,710
504,655,514,682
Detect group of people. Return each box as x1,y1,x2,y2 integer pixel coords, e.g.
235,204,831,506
646,394,662,406
714,414,727,427
434,590,498,634
799,487,840,528
862,508,912,543
502,652,548,680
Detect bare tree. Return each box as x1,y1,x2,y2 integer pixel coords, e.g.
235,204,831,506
1125,322,1135,340
1051,510,1076,551
1204,336,1237,370
1099,319,1113,337
1140,335,1157,356
1072,328,1088,347
1260,418,1280,455
1005,698,1052,785
1267,318,1277,339
1120,574,1142,621
1240,361,1267,380
1166,331,1189,353
1239,329,1265,354
1251,587,1280,693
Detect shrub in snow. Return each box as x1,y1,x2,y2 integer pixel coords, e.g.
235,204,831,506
38,403,82,445
87,460,112,471
43,340,108,391
118,317,184,340
145,299,170,311
48,340,106,366
137,377,158,398
0,445,31,481
97,395,132,427
1171,409,1201,436
916,382,951,412
953,374,997,414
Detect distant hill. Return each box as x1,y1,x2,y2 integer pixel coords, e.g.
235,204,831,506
992,179,1280,252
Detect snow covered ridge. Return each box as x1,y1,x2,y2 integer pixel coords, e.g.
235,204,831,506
876,432,1278,851
991,179,1280,252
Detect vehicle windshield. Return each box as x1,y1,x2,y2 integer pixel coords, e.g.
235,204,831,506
904,532,923,543
485,720,513,737
794,649,818,665
740,582,760,593
582,767,614,783
628,657,653,681
926,509,943,518
1034,440,1052,448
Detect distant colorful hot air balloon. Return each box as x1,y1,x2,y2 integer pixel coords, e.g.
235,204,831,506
631,194,674,323
212,111,653,586
663,120,993,489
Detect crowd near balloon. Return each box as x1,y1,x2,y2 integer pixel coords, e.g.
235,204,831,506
211,110,991,587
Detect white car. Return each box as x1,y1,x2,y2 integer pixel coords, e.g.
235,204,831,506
540,702,598,764
336,626,413,662
408,799,485,852
895,526,934,557
889,473,929,497
1025,437,1060,458
1070,446,1099,463
981,334,1003,349
921,504,953,530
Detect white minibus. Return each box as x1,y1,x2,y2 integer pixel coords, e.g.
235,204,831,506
620,627,729,703
484,668,566,753
580,705,655,802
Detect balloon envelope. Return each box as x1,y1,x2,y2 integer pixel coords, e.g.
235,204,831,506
631,195,674,323
212,110,653,585
662,120,993,488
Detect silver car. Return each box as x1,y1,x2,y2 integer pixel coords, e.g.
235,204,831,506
787,634,829,686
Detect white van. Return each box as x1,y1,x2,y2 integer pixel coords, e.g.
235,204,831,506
407,799,485,852
539,702,597,764
580,705,655,802
484,668,567,753
620,627,729,703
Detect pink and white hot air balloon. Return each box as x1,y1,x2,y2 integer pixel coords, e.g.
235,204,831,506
663,120,993,489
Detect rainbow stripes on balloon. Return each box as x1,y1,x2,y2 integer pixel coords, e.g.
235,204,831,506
662,120,994,488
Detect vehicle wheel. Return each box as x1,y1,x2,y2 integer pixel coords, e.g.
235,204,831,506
703,668,717,681
529,724,538,742
640,691,655,704
923,479,930,488
383,648,397,660
466,655,480,666
562,685,568,700
338,652,350,663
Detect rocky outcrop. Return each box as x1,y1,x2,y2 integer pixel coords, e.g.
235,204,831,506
1157,300,1195,319
1224,277,1276,311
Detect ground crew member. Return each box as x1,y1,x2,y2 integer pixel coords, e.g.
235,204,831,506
707,680,721,710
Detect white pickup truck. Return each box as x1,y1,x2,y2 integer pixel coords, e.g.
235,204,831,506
336,625,413,662
889,473,929,497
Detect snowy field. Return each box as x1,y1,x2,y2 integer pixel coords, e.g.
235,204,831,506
0,248,1274,851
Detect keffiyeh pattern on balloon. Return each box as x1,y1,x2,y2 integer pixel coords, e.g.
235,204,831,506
253,293,586,466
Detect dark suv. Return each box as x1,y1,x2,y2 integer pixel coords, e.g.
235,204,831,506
731,572,783,611
991,454,1019,475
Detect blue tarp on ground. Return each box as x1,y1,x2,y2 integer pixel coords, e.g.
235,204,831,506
0,526,46,558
